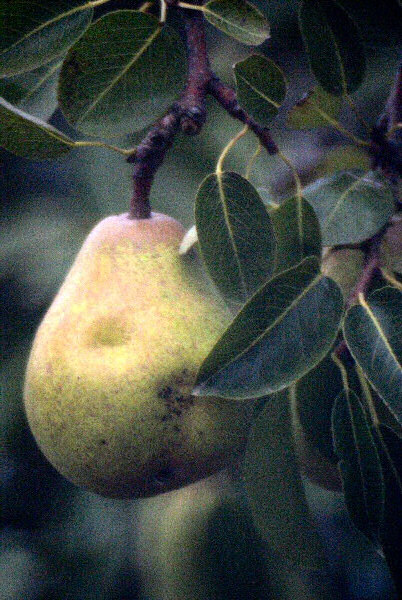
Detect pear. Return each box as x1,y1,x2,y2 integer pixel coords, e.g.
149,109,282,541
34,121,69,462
24,212,251,498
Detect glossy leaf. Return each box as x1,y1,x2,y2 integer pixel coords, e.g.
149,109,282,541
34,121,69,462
244,390,326,569
204,0,270,46
332,389,384,545
0,97,73,159
374,425,402,588
299,0,366,95
0,59,62,120
0,0,93,77
234,55,286,124
303,170,394,246
344,287,402,424
287,86,342,129
58,11,186,137
270,196,321,274
194,257,344,399
195,171,276,305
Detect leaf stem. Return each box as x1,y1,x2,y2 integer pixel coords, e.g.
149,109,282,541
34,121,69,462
138,1,155,13
177,1,204,10
159,0,167,22
312,103,370,147
331,352,350,393
216,125,249,175
380,268,402,291
245,142,262,180
277,151,302,200
74,140,136,156
355,364,379,427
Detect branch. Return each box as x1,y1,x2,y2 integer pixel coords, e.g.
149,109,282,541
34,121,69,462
128,1,211,219
128,0,279,218
208,76,279,155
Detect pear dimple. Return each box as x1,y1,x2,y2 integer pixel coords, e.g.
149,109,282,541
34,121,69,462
88,316,130,347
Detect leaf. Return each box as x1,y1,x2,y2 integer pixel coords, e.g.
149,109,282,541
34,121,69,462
374,425,402,590
0,97,73,159
270,196,321,274
332,389,384,545
233,55,286,124
343,287,402,425
0,0,93,77
58,10,187,137
315,145,371,179
287,86,342,129
303,170,395,246
243,390,326,569
203,0,270,46
194,257,344,399
294,352,343,462
335,0,402,48
299,0,366,95
0,58,62,120
195,171,276,305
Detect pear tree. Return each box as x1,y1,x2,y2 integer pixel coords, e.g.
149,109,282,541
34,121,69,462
1,0,401,597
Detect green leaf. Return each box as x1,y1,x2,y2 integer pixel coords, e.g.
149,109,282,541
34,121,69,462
374,425,402,589
0,0,93,77
0,58,62,120
270,196,321,274
303,170,395,246
233,55,286,124
315,145,371,179
332,389,384,545
58,11,187,137
243,390,326,569
343,287,402,425
194,257,343,399
204,0,270,46
299,0,366,95
294,352,343,462
195,171,276,305
287,86,342,129
0,97,73,159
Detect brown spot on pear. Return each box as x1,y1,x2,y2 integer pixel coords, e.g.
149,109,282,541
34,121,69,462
24,212,251,498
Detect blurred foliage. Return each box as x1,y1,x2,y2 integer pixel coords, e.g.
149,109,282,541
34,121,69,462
0,0,400,598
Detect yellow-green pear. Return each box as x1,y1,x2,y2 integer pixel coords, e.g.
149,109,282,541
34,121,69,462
24,212,251,498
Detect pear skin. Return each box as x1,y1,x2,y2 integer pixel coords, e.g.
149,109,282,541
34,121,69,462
24,212,251,498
